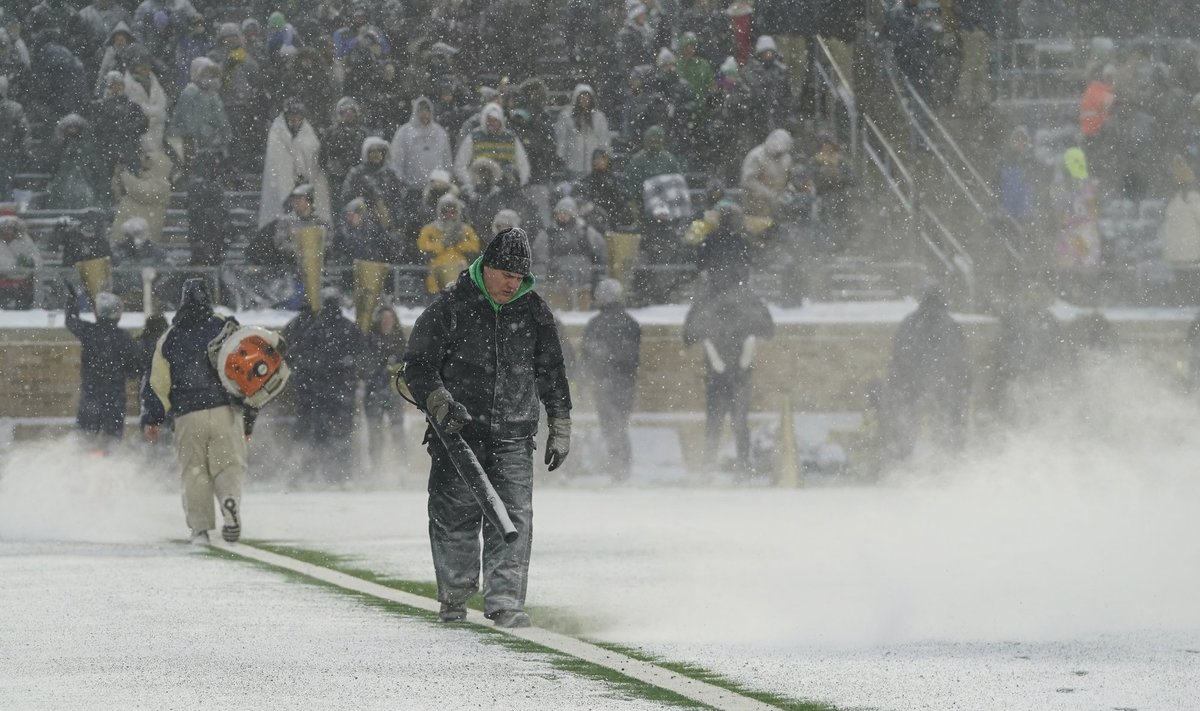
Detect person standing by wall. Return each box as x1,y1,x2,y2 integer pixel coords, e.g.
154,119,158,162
65,286,142,450
579,278,641,481
404,227,572,628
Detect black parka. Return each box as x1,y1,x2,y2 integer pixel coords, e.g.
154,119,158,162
404,267,571,443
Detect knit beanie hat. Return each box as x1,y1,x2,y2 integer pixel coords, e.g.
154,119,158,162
482,227,532,276
94,292,122,320
267,12,286,29
594,278,623,306
755,35,777,54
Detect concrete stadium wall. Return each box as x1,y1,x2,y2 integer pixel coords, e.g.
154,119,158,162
1,317,1191,422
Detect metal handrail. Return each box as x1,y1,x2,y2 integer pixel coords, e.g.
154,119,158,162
812,35,859,170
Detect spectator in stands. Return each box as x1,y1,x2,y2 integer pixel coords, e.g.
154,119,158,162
66,287,142,449
342,27,385,107
268,47,335,135
25,0,76,40
210,23,265,178
709,56,755,181
953,0,1000,114
508,78,560,186
172,12,212,96
133,0,198,64
287,289,369,484
46,113,105,210
811,131,856,251
389,96,453,193
454,103,530,190
321,97,369,201
635,199,688,303
416,167,460,231
695,198,752,285
167,56,230,176
0,215,40,309
417,193,479,295
646,47,698,158
573,147,628,231
998,126,1044,235
29,28,88,123
742,35,792,141
185,151,229,266
675,0,731,66
259,98,332,230
620,64,656,147
241,18,264,61
0,30,31,106
92,21,134,93
461,157,539,237
616,3,656,78
87,71,148,188
363,303,407,469
552,84,609,181
533,196,607,309
341,136,408,237
1048,143,1102,270
1080,63,1116,174
111,217,165,309
1159,155,1200,270
881,0,940,103
0,76,30,202
77,0,130,65
683,279,774,475
124,46,169,155
488,209,521,247
674,32,713,146
623,125,684,220
751,0,808,105
580,278,641,481
740,128,794,218
108,148,172,243
337,196,403,267
881,284,970,462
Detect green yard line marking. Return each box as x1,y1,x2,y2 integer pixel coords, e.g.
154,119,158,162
223,541,833,711
202,544,708,709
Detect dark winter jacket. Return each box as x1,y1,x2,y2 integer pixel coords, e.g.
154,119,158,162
66,305,142,400
580,305,641,389
683,288,774,378
288,304,368,406
887,297,970,405
404,258,572,443
364,324,406,403
142,309,240,426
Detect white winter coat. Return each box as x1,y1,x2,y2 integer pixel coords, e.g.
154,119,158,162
389,97,453,189
1160,189,1200,264
259,114,332,228
740,129,794,217
124,70,169,154
554,84,610,179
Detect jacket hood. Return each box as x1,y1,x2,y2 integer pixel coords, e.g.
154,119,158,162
407,95,435,124
189,56,218,83
553,196,579,219
360,135,389,162
435,191,462,218
106,20,134,45
54,113,90,140
480,102,505,128
174,278,215,327
571,83,594,106
765,128,793,156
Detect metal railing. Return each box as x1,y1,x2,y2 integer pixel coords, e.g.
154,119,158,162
812,35,860,172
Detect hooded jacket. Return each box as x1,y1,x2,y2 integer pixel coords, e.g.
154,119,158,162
124,64,169,153
404,260,571,444
340,136,407,229
533,196,605,284
554,84,611,179
0,217,41,270
453,103,530,189
740,129,794,216
389,96,453,188
167,57,231,153
417,193,481,294
259,111,332,228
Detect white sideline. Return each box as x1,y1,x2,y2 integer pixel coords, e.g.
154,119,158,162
210,540,780,711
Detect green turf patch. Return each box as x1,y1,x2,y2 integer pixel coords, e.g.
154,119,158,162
593,643,836,711
205,544,709,710
222,541,839,710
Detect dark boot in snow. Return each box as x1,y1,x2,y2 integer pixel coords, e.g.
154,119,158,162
438,602,467,622
490,610,531,628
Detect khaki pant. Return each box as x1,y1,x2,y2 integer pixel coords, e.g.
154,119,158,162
174,406,246,533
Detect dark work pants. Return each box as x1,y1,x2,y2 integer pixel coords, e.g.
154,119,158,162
427,437,534,616
594,382,634,480
77,389,126,441
705,370,752,470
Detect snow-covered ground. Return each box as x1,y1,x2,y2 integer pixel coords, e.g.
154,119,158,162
3,360,1200,710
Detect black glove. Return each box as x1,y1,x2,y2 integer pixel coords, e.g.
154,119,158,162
545,416,571,471
427,387,471,434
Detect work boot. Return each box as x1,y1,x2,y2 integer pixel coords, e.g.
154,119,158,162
438,602,467,622
189,530,210,546
490,609,531,628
